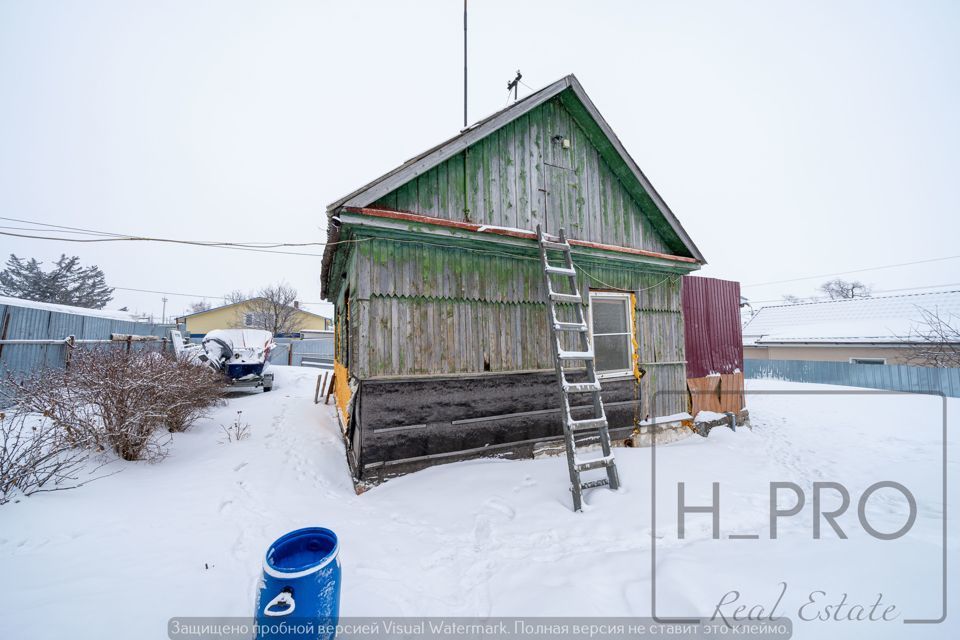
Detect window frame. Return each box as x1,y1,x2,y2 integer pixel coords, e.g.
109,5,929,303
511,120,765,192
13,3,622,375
243,313,254,327
588,290,636,379
849,357,886,365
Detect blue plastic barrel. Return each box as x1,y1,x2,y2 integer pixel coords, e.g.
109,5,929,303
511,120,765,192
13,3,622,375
255,527,341,640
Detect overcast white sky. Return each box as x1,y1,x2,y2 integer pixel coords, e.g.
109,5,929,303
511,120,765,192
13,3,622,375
1,0,957,320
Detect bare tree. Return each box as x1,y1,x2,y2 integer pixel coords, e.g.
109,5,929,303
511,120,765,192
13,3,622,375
188,300,212,314
224,290,247,305
819,279,871,300
903,308,960,368
782,294,803,304
235,283,304,336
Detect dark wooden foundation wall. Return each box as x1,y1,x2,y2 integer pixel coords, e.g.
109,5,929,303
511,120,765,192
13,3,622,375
352,371,643,480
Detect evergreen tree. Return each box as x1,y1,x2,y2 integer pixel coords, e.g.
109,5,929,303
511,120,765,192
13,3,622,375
0,254,114,309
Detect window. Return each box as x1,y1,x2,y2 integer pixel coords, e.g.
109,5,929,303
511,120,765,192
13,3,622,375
850,357,886,365
589,291,635,377
243,313,254,327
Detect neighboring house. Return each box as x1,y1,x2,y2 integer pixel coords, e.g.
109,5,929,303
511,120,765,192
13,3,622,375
176,299,332,337
742,290,960,365
321,74,707,481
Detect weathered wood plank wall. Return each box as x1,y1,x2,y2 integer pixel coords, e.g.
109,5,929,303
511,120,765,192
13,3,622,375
371,96,670,255
344,238,688,417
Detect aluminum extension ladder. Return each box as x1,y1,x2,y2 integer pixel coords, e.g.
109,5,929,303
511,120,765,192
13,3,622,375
536,225,620,511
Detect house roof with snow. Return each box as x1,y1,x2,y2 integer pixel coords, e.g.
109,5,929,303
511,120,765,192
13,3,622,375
742,290,960,345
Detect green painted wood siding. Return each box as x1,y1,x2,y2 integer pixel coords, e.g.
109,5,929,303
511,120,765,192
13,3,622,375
372,96,670,255
351,238,682,308
346,239,688,416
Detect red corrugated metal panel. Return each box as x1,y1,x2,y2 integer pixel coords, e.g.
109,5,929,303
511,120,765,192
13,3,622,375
682,276,744,379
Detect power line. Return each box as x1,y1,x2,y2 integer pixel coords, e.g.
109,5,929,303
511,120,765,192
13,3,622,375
111,286,228,300
0,216,126,237
744,281,960,305
0,229,329,257
25,216,956,308
0,215,323,245
742,254,960,288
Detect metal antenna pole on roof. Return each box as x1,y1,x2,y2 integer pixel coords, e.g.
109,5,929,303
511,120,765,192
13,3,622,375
463,0,468,128
507,70,522,101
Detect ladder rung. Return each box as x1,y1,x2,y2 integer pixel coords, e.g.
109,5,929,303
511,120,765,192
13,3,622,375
562,380,600,393
540,239,569,251
544,265,576,276
558,348,593,360
549,292,582,304
553,321,588,332
568,416,607,431
575,455,615,472
580,478,609,490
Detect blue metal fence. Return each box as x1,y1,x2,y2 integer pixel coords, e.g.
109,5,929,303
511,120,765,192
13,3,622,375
268,337,334,368
744,358,960,398
0,301,173,376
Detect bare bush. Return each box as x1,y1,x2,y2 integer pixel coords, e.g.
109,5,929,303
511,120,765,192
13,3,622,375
0,410,90,505
164,356,227,433
3,346,225,464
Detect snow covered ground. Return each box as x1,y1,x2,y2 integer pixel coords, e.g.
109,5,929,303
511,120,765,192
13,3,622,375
0,368,955,639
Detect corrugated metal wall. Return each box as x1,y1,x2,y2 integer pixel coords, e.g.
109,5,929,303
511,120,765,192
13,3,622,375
681,276,744,378
745,358,960,398
0,302,172,376
267,337,334,367
347,239,689,417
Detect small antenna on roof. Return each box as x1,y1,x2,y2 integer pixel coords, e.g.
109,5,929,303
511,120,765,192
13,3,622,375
507,70,522,101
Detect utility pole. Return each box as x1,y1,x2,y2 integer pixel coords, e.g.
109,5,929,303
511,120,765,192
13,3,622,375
463,0,468,128
161,297,168,324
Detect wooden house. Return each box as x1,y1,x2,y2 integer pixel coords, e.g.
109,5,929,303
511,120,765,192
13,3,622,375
321,75,706,482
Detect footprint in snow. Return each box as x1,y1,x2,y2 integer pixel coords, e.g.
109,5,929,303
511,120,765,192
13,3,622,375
473,514,493,548
483,497,516,520
513,475,537,492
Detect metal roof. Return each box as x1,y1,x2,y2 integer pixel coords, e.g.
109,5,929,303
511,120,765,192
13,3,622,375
742,290,960,345
0,295,141,322
321,74,705,295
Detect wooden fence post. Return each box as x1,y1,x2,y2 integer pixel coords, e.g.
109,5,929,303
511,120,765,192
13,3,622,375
324,372,336,405
64,335,76,369
288,343,293,366
315,372,325,404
